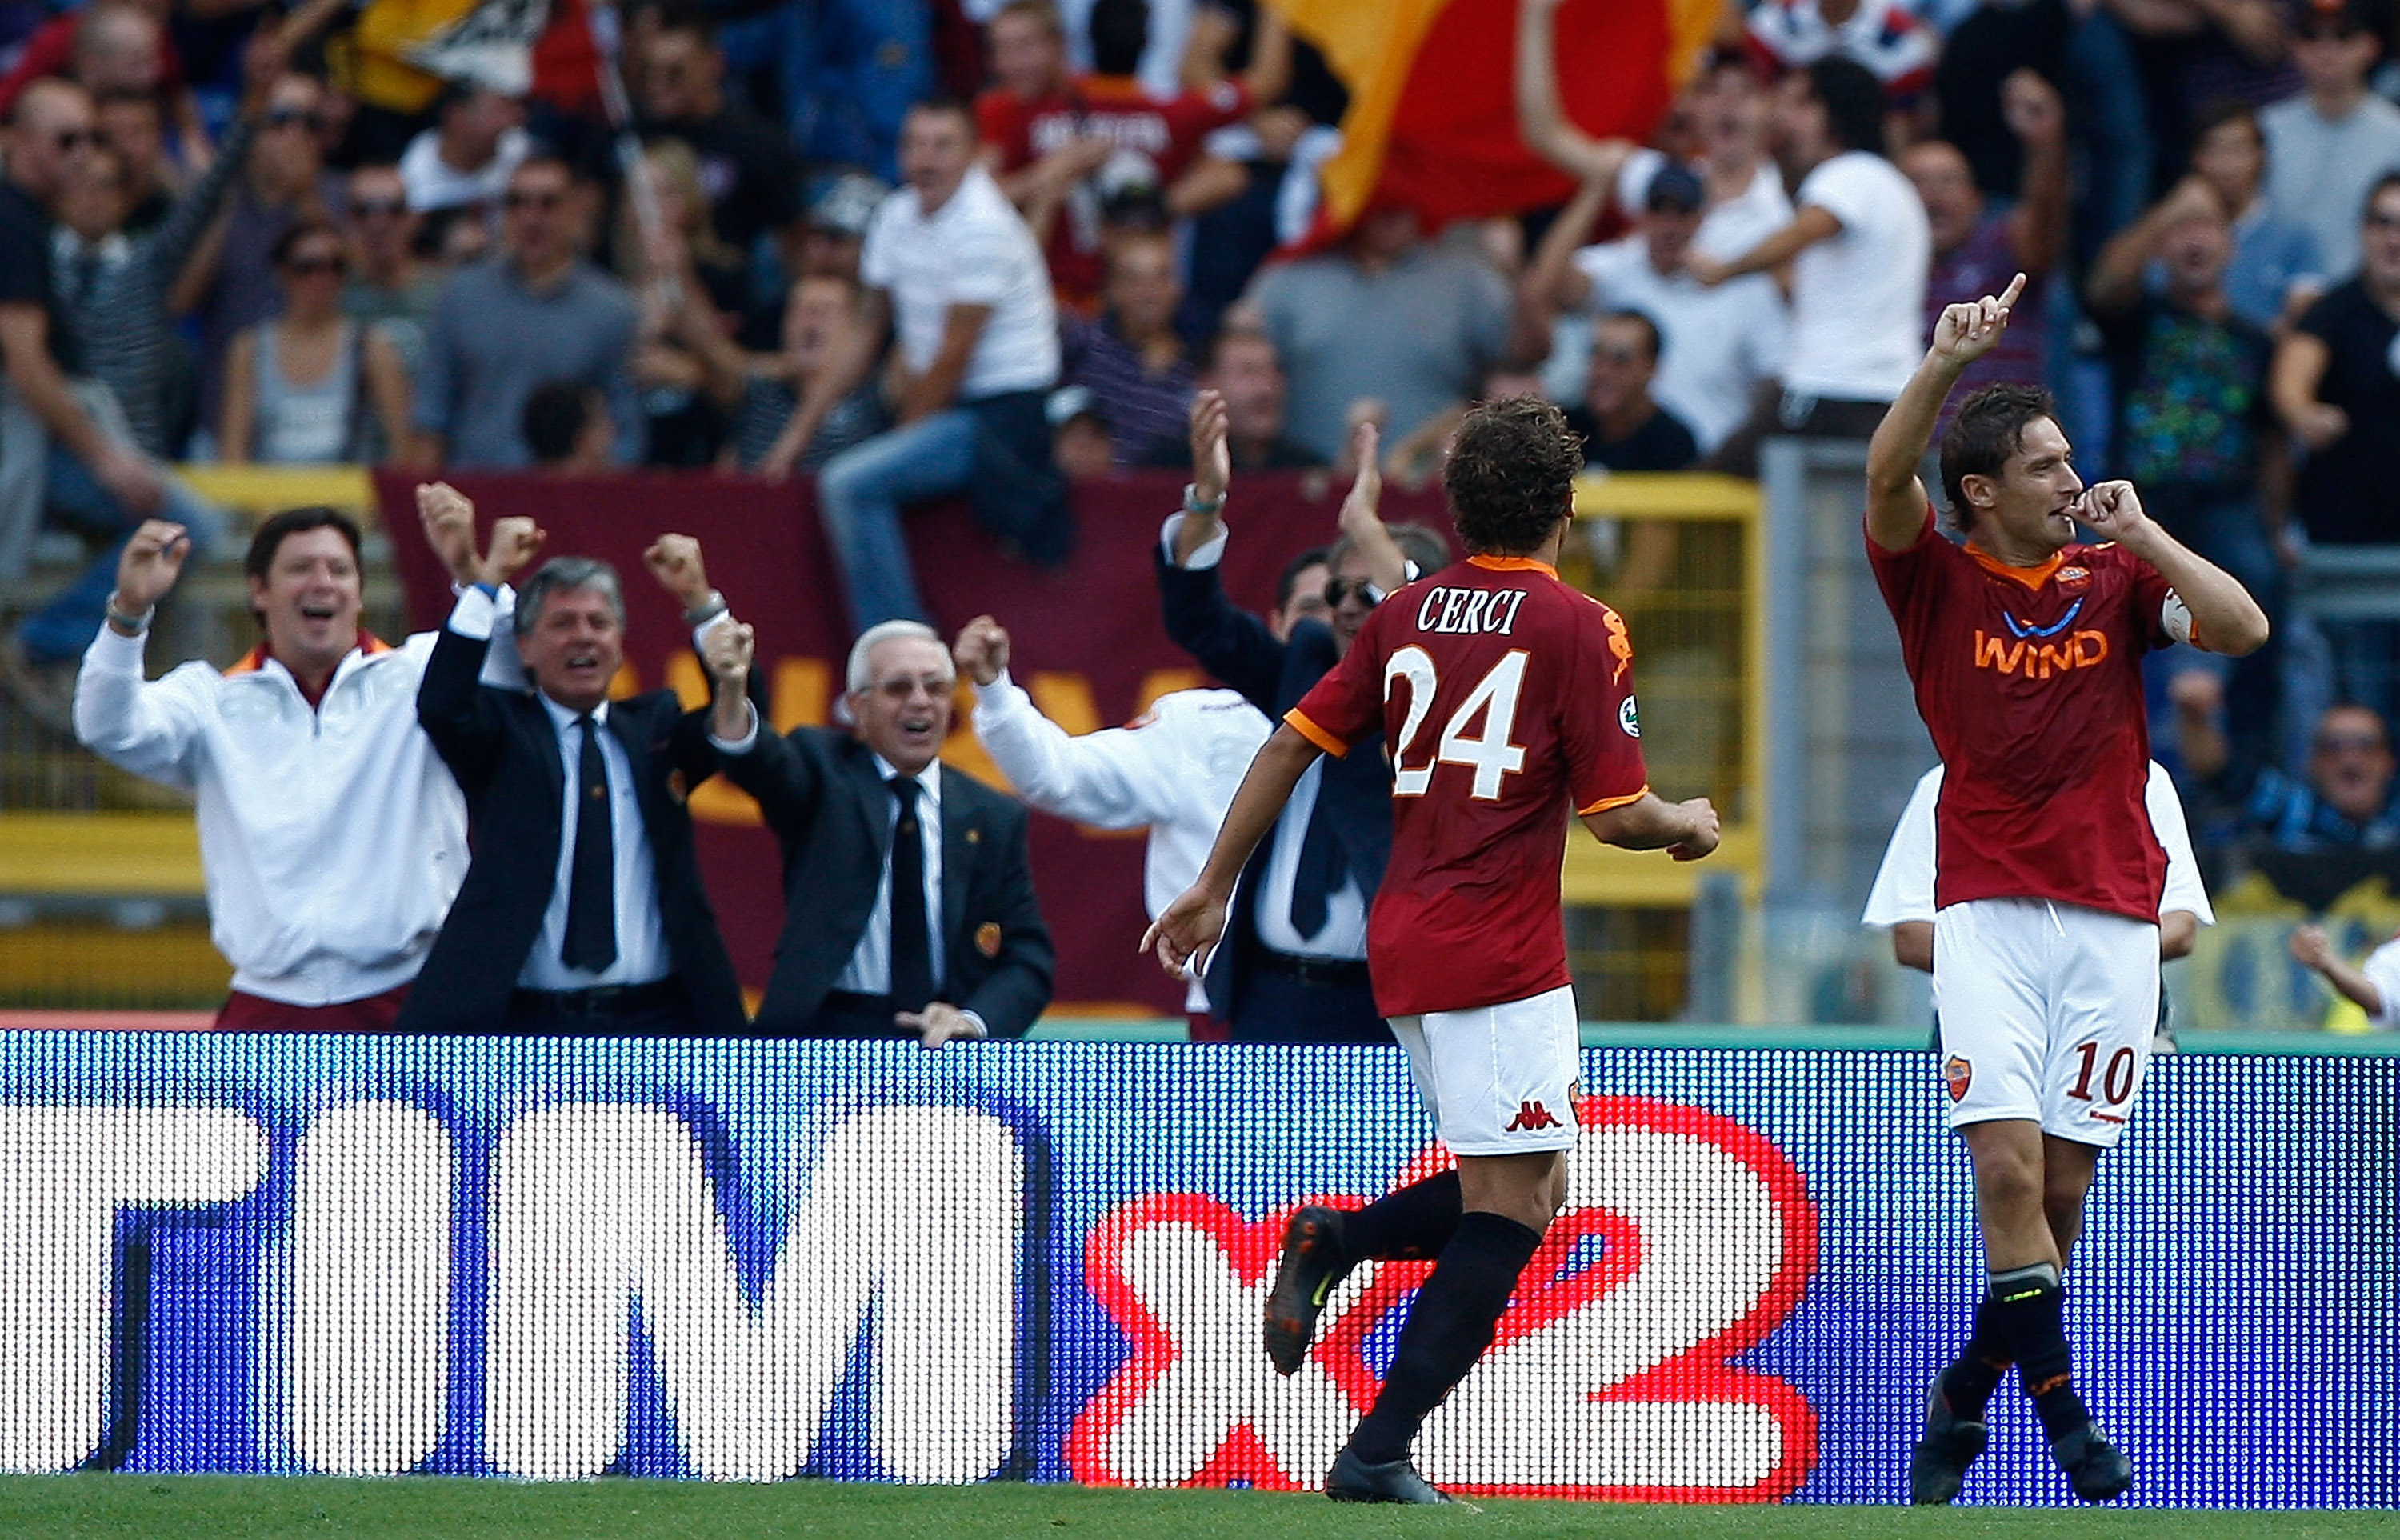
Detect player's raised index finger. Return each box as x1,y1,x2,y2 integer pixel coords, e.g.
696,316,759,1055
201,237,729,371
1996,271,2027,312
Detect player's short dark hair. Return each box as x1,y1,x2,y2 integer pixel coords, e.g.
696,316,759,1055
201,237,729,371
522,379,598,465
906,96,980,139
245,508,363,625
1443,396,1582,556
1940,382,2058,530
1805,56,1886,157
1274,545,1330,610
1089,0,1148,76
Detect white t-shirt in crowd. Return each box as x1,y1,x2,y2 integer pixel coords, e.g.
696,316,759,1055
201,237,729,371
1862,762,2214,930
1560,237,1790,452
2355,936,2400,1029
1786,150,1930,402
861,165,1059,400
1617,148,1795,261
398,126,530,214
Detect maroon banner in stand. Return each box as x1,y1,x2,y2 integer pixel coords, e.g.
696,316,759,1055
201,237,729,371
378,468,1452,1015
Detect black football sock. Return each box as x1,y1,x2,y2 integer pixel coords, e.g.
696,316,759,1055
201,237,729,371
1347,1210,1544,1465
1987,1261,2091,1441
1342,1171,1463,1262
1939,1294,2013,1422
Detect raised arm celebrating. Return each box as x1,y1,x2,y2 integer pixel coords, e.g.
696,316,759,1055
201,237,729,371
1865,272,2025,550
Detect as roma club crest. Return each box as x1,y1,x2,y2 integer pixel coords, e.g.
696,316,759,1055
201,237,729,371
1944,1055,1974,1103
2056,565,2091,592
975,922,1002,958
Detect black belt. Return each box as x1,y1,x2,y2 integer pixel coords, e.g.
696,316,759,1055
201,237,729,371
510,978,685,1019
1248,948,1370,989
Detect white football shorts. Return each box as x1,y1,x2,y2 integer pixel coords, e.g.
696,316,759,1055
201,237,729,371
1933,897,2159,1149
1387,984,1581,1155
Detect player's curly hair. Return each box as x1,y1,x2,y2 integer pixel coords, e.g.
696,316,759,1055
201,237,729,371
1443,396,1582,556
1940,382,2058,532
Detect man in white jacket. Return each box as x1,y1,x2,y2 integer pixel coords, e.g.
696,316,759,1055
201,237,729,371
72,484,530,1028
954,549,1326,1030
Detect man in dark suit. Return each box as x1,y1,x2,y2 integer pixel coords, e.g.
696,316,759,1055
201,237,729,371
1156,391,1449,1043
395,501,746,1036
673,540,1052,1044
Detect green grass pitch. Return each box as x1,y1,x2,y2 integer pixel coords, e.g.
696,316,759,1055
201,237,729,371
0,1478,2389,1539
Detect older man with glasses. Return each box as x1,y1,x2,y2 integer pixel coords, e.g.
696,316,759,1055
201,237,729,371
406,152,643,469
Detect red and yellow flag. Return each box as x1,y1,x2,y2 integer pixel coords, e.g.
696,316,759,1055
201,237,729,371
1270,0,1723,234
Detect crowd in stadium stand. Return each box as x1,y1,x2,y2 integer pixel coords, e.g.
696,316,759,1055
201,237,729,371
10,0,2400,910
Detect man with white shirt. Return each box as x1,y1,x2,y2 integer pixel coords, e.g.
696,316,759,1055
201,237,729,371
954,547,1326,1030
2260,0,2400,284
397,81,528,218
72,488,522,1030
1693,54,1930,475
1864,762,2215,1049
762,97,1064,630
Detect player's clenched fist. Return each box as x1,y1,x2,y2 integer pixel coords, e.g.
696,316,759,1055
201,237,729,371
2071,481,2149,542
703,620,754,685
643,534,710,608
416,482,479,585
1142,884,1228,979
954,614,1010,686
1668,797,1721,862
1930,272,2026,366
481,517,546,585
112,520,191,612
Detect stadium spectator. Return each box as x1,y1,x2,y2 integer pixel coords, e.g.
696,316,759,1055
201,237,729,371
1927,0,2070,202
1562,313,1699,474
1244,200,1516,465
711,0,930,180
617,139,746,468
976,0,1254,309
958,543,1325,1032
522,380,615,473
0,0,209,174
0,78,222,726
2271,171,2400,718
2179,102,2324,331
1906,70,2070,414
797,171,885,284
1060,229,1197,465
2260,0,2400,282
70,492,527,1030
2086,182,2285,746
630,8,805,286
222,221,412,465
1744,0,1938,108
1695,55,1930,475
1046,384,1118,479
1155,394,1440,1042
762,99,1064,630
90,87,177,235
341,162,442,376
2176,683,2400,851
702,270,887,474
186,69,348,445
397,81,527,220
397,534,749,1038
1518,159,1789,455
677,542,1055,1045
1517,12,1791,266
2288,919,2400,1026
1133,326,1318,468
407,153,644,470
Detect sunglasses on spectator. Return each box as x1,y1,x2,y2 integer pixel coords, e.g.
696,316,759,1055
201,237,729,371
506,190,565,211
283,252,346,276
266,106,324,130
863,674,951,702
2316,732,2386,754
351,197,407,218
1323,578,1381,608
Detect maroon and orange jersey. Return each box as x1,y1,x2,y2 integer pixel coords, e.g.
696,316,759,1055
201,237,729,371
1868,505,2175,922
1288,555,1650,1017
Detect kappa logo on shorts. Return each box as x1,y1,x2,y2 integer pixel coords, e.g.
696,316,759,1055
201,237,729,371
1944,1055,1973,1103
1506,1100,1562,1132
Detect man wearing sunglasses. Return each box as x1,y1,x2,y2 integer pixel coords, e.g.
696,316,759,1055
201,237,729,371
1155,386,1448,1043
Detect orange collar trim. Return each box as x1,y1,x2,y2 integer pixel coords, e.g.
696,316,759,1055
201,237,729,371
1964,543,2066,592
1467,554,1556,577
221,633,388,679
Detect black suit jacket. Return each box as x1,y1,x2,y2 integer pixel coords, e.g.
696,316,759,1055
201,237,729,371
1156,547,1393,1016
717,725,1054,1037
395,623,747,1035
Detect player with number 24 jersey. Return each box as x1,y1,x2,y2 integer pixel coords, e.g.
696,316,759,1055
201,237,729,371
1287,556,1648,1018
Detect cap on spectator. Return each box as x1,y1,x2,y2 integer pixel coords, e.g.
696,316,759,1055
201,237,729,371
2300,0,2375,36
810,172,888,238
1046,384,1105,428
1645,162,1707,214
1096,149,1169,230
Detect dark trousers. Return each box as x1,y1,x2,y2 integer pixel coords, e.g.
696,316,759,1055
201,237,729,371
1227,962,1390,1046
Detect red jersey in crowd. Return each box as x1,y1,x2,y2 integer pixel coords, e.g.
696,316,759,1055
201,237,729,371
976,74,1247,305
1287,555,1650,1018
1868,504,2176,922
